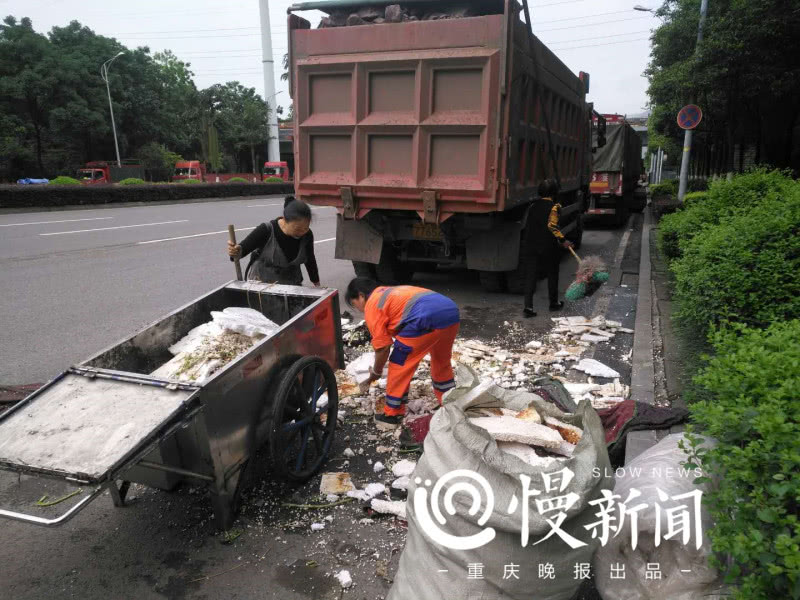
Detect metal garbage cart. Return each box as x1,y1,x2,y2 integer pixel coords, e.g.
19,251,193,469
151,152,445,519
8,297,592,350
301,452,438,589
0,281,344,529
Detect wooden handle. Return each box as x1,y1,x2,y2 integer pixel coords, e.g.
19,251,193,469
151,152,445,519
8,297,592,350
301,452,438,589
228,225,243,281
567,245,582,263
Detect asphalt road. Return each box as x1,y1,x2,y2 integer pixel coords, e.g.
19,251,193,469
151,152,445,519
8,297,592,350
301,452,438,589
0,197,633,385
0,198,640,600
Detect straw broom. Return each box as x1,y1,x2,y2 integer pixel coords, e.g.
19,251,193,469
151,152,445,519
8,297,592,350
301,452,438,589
564,247,609,301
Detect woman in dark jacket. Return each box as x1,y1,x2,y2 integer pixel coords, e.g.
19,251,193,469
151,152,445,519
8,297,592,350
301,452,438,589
226,196,321,286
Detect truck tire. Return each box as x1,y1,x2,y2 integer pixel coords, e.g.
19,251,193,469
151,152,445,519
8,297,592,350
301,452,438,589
616,202,629,228
479,271,505,293
352,261,377,279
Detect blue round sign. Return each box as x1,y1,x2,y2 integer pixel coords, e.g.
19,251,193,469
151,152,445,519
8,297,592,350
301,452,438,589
677,104,702,130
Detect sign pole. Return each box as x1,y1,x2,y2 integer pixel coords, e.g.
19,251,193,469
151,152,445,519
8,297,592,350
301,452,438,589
678,0,709,202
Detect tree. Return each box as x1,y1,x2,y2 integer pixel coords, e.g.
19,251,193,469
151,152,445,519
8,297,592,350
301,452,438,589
0,17,61,173
646,0,800,174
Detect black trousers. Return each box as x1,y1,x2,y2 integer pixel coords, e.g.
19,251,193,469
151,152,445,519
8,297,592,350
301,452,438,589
523,246,560,309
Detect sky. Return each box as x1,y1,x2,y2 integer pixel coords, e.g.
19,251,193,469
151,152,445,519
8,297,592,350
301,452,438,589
2,0,661,116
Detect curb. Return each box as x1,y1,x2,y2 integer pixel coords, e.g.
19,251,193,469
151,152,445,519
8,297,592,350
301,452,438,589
625,206,658,462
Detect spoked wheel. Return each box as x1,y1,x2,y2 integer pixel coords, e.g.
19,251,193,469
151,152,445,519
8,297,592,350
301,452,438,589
269,356,338,482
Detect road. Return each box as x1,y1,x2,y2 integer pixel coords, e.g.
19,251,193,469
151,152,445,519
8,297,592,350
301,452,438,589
0,196,634,385
0,197,641,600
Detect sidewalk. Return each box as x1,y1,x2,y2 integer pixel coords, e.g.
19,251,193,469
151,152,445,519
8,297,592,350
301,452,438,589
625,204,687,463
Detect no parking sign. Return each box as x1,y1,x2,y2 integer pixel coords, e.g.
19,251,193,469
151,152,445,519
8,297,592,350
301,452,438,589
677,104,702,130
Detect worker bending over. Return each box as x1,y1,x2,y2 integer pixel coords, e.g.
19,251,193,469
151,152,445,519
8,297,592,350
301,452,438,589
345,278,460,430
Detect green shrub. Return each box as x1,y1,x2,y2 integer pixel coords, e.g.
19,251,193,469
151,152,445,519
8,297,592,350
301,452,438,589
48,175,81,185
650,179,678,197
658,170,795,262
118,178,145,185
682,191,708,205
671,190,800,334
685,321,800,599
227,177,248,183
264,176,284,183
181,178,203,184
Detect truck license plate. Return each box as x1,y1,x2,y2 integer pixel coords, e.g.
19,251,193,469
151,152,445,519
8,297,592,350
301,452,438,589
412,223,442,240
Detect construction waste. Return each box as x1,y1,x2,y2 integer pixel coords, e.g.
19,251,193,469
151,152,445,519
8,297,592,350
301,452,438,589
151,307,279,383
317,3,495,28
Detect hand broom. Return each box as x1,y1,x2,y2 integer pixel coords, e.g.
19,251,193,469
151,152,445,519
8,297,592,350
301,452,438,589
565,247,609,301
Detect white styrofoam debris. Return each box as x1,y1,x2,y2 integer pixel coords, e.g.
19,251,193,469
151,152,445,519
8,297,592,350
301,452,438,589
497,441,558,468
581,333,609,344
391,459,417,477
311,523,326,531
324,515,334,522
391,476,410,491
335,570,353,589
343,448,355,458
347,483,386,501
373,461,385,473
525,340,543,349
326,494,340,502
574,359,621,379
469,416,563,448
211,307,279,337
370,498,407,519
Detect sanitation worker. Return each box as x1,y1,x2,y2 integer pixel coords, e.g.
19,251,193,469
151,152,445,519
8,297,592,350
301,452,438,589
227,196,321,286
523,178,572,317
345,278,460,430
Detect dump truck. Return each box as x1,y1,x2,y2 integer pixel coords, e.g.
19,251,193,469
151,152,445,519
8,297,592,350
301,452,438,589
263,161,291,182
77,160,145,185
171,160,207,182
588,114,646,226
286,0,600,291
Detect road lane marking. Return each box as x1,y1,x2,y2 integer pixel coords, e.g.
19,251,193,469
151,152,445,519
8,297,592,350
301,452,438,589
40,220,188,236
138,227,256,245
247,203,282,207
0,217,113,227
314,237,335,244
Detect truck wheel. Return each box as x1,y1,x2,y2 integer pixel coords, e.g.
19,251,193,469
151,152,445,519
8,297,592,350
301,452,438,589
616,203,630,228
352,261,376,278
374,246,414,284
479,271,505,293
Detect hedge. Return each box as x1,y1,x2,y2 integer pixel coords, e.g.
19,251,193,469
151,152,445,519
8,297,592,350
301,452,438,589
48,175,81,185
684,321,800,599
671,191,800,335
227,177,249,183
0,182,295,208
650,179,678,197
658,169,796,262
118,178,146,185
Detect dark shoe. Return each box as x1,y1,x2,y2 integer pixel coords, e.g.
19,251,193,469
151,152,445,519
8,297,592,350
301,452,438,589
375,413,403,431
549,301,565,312
399,427,423,452
523,307,537,318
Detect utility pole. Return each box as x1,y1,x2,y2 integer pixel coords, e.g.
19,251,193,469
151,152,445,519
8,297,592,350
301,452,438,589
677,0,708,202
101,51,125,167
259,0,281,163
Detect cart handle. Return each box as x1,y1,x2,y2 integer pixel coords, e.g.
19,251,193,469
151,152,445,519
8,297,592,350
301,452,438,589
0,484,104,528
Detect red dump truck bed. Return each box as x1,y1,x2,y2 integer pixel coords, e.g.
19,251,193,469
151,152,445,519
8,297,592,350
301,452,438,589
287,0,597,289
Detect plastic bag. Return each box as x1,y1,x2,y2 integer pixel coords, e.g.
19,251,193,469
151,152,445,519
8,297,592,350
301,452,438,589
210,306,279,338
387,365,613,600
594,433,726,600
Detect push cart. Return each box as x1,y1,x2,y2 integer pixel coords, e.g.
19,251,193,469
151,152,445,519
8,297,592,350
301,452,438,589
0,281,344,529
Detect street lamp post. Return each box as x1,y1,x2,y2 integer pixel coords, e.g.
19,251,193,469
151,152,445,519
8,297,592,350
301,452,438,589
263,90,284,161
258,0,281,163
101,51,125,167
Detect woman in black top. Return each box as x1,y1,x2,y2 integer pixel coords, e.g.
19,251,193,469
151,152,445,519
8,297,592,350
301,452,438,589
227,196,321,286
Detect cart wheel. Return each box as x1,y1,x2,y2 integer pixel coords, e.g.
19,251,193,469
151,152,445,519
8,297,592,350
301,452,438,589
269,356,338,482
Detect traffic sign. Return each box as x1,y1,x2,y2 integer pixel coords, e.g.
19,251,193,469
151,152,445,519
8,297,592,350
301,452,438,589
677,104,702,130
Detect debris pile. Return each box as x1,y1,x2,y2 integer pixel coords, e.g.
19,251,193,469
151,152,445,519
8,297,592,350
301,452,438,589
151,307,279,383
318,3,486,28
549,315,634,345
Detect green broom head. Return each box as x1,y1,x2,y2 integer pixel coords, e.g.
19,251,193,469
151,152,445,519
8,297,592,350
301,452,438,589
593,271,610,283
565,281,586,302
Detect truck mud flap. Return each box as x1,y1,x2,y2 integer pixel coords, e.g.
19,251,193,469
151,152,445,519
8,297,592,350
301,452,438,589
334,215,383,264
465,221,522,271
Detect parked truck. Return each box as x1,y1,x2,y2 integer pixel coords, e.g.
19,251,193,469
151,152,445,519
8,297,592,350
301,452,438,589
171,160,207,182
263,161,291,182
286,0,600,291
77,160,145,185
587,114,646,226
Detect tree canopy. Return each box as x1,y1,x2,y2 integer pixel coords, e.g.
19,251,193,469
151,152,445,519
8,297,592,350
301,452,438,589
0,16,273,180
645,0,800,174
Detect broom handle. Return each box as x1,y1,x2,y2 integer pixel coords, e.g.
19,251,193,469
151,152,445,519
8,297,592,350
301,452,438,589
228,225,243,281
567,246,582,264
